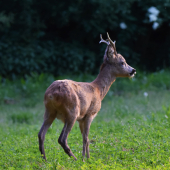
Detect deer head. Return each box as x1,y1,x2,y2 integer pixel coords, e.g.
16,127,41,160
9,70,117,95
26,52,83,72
99,33,136,78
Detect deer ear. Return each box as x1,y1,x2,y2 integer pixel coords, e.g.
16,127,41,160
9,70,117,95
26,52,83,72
107,45,115,58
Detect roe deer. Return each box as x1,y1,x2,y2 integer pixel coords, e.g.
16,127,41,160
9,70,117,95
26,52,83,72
38,33,136,161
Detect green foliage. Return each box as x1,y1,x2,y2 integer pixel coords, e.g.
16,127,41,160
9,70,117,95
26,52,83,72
0,1,170,78
10,112,33,124
1,71,170,169
0,40,96,78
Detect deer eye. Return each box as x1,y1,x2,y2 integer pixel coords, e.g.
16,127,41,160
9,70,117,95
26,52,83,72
121,62,125,66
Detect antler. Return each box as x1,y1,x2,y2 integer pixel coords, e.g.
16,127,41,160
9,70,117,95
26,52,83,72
99,34,110,45
99,33,118,55
107,32,117,55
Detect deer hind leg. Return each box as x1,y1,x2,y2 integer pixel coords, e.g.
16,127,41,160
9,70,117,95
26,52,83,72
58,117,77,160
38,110,55,160
79,116,93,160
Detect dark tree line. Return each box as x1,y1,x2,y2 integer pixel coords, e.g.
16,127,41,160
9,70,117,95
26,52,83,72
0,0,170,78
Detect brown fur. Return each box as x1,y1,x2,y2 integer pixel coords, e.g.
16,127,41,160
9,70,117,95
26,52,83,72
38,34,136,161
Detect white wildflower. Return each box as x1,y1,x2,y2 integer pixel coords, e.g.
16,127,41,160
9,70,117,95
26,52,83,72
148,7,160,16
143,92,148,97
120,22,127,29
148,7,160,30
149,14,157,22
165,115,168,119
148,6,160,24
152,22,159,30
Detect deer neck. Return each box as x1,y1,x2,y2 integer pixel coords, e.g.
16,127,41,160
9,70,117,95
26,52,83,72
92,63,116,100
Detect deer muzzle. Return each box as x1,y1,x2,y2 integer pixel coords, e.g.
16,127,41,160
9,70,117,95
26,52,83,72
129,68,136,77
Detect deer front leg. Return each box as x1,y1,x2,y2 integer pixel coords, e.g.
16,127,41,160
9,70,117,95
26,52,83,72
86,138,90,158
58,118,77,160
79,116,93,161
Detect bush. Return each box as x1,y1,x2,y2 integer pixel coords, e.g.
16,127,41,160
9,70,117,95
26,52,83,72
0,0,170,78
0,40,95,78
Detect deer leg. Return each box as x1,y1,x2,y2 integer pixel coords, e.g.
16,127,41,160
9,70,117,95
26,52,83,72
83,117,92,159
38,112,55,161
79,116,93,160
79,121,88,161
58,118,77,160
86,137,90,159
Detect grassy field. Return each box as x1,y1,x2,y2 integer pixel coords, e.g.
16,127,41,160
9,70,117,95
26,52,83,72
0,70,170,169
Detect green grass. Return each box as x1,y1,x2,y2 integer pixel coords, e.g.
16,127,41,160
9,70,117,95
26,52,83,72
0,70,170,169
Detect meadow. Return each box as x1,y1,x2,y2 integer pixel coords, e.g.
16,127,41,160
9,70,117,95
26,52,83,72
0,70,170,169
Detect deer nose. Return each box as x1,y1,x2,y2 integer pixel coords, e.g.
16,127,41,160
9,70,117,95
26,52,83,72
130,69,136,76
132,69,136,74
